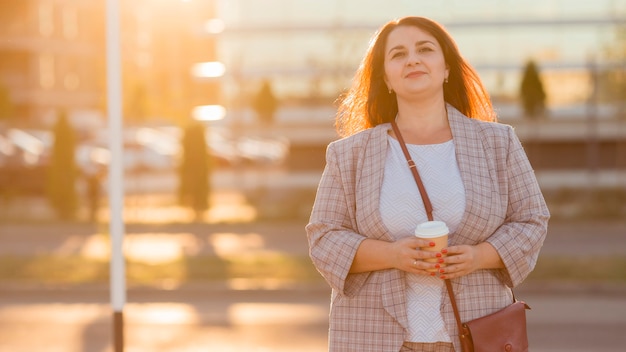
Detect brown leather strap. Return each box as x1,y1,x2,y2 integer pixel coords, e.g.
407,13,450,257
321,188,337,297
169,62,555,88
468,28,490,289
390,121,434,221
390,121,465,334
445,279,465,332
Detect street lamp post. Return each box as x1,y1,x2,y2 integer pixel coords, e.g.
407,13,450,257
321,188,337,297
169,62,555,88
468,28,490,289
106,0,126,351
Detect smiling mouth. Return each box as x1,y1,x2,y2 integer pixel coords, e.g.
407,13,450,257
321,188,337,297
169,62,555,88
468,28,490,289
405,71,426,78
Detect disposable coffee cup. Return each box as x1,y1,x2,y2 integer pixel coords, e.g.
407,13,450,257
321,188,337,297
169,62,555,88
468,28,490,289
414,221,449,271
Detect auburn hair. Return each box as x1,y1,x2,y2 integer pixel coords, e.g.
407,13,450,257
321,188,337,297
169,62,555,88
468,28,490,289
335,16,496,137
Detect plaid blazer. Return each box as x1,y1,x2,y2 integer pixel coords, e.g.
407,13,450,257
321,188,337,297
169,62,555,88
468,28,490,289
306,106,550,352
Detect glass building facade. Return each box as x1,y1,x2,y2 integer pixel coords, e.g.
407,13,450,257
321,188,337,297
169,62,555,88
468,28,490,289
0,0,624,124
214,0,626,116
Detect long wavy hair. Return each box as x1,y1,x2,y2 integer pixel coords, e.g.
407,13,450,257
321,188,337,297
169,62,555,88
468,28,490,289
335,16,496,137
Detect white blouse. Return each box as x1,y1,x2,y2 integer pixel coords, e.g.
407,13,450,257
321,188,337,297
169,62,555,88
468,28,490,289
380,135,466,343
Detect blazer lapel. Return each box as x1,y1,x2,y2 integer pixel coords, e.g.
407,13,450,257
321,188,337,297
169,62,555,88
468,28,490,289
448,107,493,245
353,124,409,329
355,124,394,242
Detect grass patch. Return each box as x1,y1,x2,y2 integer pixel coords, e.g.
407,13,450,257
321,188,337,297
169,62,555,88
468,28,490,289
1,254,624,286
0,255,109,284
0,254,323,286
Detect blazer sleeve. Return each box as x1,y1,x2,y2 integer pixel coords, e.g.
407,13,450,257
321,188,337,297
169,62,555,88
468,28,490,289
306,143,370,296
485,126,550,287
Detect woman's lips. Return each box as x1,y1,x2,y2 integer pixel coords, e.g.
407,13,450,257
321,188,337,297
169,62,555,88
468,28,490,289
405,71,426,78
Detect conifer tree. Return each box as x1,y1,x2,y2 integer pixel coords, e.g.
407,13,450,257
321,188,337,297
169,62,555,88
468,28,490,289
252,80,278,126
46,111,78,220
520,60,547,118
178,121,211,219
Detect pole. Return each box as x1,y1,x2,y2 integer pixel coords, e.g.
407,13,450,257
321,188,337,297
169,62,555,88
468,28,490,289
106,0,125,351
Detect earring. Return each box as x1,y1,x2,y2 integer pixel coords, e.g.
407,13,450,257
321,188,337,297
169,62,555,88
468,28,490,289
388,88,393,94
444,77,449,84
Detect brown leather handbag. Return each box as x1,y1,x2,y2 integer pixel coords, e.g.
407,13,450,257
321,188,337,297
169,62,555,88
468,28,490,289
391,121,531,352
445,279,531,352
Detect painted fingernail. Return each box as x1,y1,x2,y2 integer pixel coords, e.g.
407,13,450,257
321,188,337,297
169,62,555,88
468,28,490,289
430,272,436,276
440,269,445,273
436,253,442,258
438,258,444,263
440,275,447,279
429,242,436,247
441,249,448,254
435,264,441,269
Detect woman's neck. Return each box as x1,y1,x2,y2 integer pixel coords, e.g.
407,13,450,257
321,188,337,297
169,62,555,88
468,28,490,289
393,97,451,145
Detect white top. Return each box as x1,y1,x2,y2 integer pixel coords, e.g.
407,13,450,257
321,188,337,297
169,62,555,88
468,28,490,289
380,135,466,343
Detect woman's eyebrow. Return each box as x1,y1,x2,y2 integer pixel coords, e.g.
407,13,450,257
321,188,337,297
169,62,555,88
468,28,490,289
388,40,436,54
415,40,436,46
387,45,405,54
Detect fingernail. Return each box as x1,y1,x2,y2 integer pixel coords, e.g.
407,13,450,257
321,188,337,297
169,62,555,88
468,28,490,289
441,249,448,254
438,258,444,263
429,242,436,247
440,269,445,273
440,275,447,279
430,272,436,276
436,253,442,258
435,264,440,268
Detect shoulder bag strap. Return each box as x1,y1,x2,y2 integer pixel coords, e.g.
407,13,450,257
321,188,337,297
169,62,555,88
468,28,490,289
390,121,434,221
390,120,466,334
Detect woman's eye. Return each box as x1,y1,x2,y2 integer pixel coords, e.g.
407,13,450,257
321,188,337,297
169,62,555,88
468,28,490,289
392,52,405,58
418,47,433,53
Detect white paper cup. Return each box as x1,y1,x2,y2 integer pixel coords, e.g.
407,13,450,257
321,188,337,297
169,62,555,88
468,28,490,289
414,221,449,271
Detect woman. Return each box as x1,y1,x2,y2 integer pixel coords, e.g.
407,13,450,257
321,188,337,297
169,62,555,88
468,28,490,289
306,16,549,352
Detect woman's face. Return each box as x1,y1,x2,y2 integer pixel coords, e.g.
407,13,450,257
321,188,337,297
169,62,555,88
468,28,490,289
383,25,449,99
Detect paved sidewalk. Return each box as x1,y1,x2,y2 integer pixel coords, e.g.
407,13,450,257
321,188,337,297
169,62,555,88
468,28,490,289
1,284,625,352
0,217,624,351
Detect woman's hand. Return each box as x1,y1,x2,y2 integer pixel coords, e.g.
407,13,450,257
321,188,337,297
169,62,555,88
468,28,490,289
350,236,457,275
437,242,504,279
389,237,441,276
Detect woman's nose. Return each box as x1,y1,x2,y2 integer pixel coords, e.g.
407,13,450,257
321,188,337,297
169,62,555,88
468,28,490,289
407,52,420,65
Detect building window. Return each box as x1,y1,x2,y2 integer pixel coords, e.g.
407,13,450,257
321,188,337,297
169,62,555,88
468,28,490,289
62,7,79,40
38,2,54,37
39,55,55,89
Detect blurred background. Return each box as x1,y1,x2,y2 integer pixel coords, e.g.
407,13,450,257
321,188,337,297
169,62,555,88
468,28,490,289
0,0,624,351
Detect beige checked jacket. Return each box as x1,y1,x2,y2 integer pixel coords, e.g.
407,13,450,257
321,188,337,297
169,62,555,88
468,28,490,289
306,106,550,352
